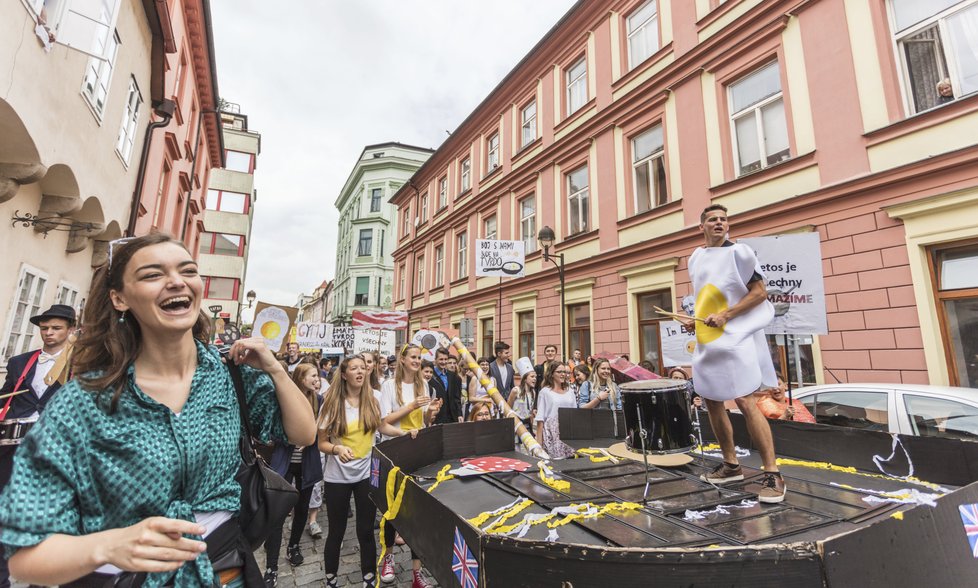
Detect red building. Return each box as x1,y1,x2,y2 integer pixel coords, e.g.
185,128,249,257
391,0,978,390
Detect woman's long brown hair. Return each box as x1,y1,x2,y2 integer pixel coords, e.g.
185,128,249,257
73,233,211,412
361,350,382,391
291,363,321,417
318,356,381,438
542,361,567,390
394,344,427,406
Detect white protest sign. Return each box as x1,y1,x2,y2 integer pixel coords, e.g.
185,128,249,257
332,326,355,352
353,329,396,356
475,239,525,278
296,322,333,348
739,233,828,335
660,320,696,367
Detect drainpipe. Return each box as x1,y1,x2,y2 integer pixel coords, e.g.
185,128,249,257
126,100,175,236
179,109,220,241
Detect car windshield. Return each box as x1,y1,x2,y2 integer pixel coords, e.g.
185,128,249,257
903,394,978,440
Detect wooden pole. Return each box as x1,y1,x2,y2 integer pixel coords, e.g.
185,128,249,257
443,335,549,459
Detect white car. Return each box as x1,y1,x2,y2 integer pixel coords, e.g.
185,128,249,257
791,383,978,441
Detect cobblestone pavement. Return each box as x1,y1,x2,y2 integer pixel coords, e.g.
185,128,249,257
11,505,437,588
256,506,438,588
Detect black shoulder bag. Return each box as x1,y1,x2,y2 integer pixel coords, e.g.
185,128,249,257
226,360,299,550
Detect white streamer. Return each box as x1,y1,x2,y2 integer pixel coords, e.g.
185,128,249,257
682,499,758,522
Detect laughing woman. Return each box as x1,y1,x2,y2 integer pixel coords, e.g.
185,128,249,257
318,355,415,588
0,234,316,587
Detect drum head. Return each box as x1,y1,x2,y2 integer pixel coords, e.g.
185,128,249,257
607,442,693,467
620,379,688,393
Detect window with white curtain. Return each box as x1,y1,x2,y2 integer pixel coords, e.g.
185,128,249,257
520,196,536,253
567,166,590,235
632,124,668,212
566,57,588,115
521,101,537,147
487,133,500,171
728,61,790,176
461,158,471,192
115,77,142,163
627,1,660,69
890,0,978,112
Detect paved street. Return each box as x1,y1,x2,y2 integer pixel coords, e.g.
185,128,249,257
257,508,438,588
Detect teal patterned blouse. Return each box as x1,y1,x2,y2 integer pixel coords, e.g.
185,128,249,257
0,341,285,587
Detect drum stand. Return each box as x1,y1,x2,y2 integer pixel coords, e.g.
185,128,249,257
691,391,705,453
635,404,652,502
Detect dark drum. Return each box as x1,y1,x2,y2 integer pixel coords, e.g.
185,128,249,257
620,379,694,455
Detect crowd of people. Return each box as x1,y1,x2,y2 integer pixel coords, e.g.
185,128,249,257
0,204,797,587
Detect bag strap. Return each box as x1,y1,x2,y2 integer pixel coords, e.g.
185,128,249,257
225,360,257,464
0,350,41,421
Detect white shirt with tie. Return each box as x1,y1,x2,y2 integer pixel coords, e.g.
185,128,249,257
28,349,62,417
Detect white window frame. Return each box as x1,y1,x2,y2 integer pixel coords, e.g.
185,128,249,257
567,165,590,236
521,100,537,148
631,124,668,212
457,231,468,279
487,133,500,172
115,76,142,164
434,245,444,287
520,196,536,253
35,0,123,61
627,1,660,70
419,193,429,223
398,263,406,299
3,264,49,364
416,255,425,294
402,206,411,238
728,61,790,177
484,215,497,240
889,0,978,114
438,176,448,208
566,57,588,115
80,28,120,118
55,280,81,309
460,158,472,192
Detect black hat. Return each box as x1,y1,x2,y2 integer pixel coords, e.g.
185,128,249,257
30,304,76,326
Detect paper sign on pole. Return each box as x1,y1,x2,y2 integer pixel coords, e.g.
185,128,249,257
660,320,696,368
475,239,525,278
353,329,396,356
739,233,828,336
252,302,298,354
296,322,334,348
331,326,355,353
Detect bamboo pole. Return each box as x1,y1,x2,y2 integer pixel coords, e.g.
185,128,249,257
442,335,550,459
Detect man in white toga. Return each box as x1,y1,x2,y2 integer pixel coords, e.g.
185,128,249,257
681,204,786,503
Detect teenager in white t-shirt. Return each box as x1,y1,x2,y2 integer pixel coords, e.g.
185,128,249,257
377,344,441,587
318,355,415,588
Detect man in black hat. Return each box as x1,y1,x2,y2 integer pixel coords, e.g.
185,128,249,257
0,303,75,587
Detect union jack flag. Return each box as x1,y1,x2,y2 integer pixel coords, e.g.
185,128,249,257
452,526,479,588
370,458,381,488
960,503,978,558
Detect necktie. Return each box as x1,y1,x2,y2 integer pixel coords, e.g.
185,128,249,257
38,352,56,364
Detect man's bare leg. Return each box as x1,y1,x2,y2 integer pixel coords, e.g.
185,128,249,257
733,394,778,472
704,399,739,465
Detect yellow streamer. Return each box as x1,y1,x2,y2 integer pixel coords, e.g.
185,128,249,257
891,511,904,521
547,501,642,529
575,448,613,463
426,464,455,493
377,466,411,574
482,500,535,533
480,501,643,536
538,463,571,492
775,457,948,492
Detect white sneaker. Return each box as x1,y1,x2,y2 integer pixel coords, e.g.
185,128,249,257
308,520,323,538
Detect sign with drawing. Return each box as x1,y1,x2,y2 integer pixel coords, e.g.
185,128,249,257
475,239,525,278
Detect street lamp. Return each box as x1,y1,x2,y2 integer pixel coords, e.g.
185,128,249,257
537,226,566,360
246,290,256,308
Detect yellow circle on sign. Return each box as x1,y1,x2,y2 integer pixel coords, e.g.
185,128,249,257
261,321,281,339
695,283,727,345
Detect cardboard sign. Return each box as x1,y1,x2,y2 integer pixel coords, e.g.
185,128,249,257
252,302,298,354
353,329,396,356
660,320,696,367
332,326,355,353
739,233,828,335
296,322,334,348
475,239,525,278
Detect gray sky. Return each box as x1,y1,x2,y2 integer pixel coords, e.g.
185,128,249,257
210,0,576,322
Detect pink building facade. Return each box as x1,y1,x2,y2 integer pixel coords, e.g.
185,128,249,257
391,0,978,389
131,0,223,254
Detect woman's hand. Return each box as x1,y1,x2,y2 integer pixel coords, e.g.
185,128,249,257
598,390,610,402
412,395,432,410
96,517,207,573
333,445,355,463
401,429,419,439
428,398,443,414
228,337,280,374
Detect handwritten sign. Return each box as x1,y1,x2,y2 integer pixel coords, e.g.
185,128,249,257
475,239,525,278
740,233,828,335
332,326,355,353
353,329,396,356
296,322,333,348
660,320,696,367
